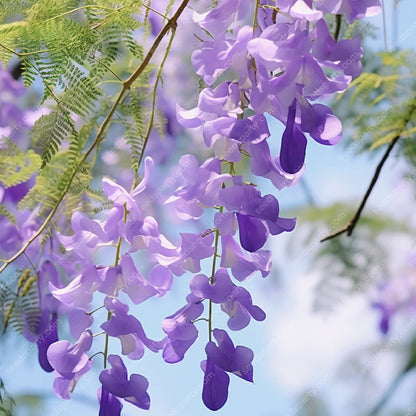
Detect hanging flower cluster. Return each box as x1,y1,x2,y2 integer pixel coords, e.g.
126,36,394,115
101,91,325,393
0,0,381,414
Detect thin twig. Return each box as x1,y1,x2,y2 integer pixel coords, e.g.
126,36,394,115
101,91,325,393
334,14,342,42
320,135,400,242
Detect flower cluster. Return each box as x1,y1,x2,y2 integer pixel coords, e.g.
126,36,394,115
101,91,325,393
172,0,380,409
0,0,382,414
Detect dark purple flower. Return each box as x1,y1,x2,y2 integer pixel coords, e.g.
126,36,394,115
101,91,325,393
201,328,254,410
98,386,123,416
201,352,230,411
99,355,150,410
236,213,268,252
36,313,59,372
218,179,296,252
280,100,307,174
207,329,254,382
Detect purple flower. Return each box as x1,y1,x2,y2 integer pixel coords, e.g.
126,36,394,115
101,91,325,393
207,329,254,381
127,216,180,267
67,308,93,339
315,0,381,23
36,313,59,372
22,261,63,372
99,355,150,410
58,211,115,261
165,155,231,219
47,330,93,399
49,265,100,311
311,19,363,78
190,268,266,330
119,254,159,303
372,262,416,334
218,178,296,252
101,297,164,359
221,235,272,281
221,285,266,331
279,100,308,174
201,328,254,410
245,139,304,190
298,98,342,146
193,0,242,36
190,269,234,303
47,330,92,379
190,25,252,86
98,386,123,416
162,294,204,363
169,231,215,276
236,213,269,252
201,352,230,411
289,0,323,22
177,82,242,129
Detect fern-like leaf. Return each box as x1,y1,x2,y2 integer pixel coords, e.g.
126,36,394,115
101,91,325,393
30,109,74,166
0,205,17,226
0,137,41,187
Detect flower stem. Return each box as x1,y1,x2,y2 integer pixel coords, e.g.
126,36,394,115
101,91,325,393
103,310,112,369
103,204,128,368
133,24,177,188
208,206,223,342
253,0,261,35
334,14,342,42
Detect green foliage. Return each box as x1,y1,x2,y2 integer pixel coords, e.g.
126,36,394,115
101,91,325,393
0,138,41,187
334,49,416,154
0,205,17,226
30,109,74,166
120,91,146,172
0,0,155,220
293,203,413,311
0,378,15,416
0,269,40,334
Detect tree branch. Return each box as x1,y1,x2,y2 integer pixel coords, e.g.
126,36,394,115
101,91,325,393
320,135,400,243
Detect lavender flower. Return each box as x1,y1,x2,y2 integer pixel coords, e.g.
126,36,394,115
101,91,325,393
99,355,150,410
